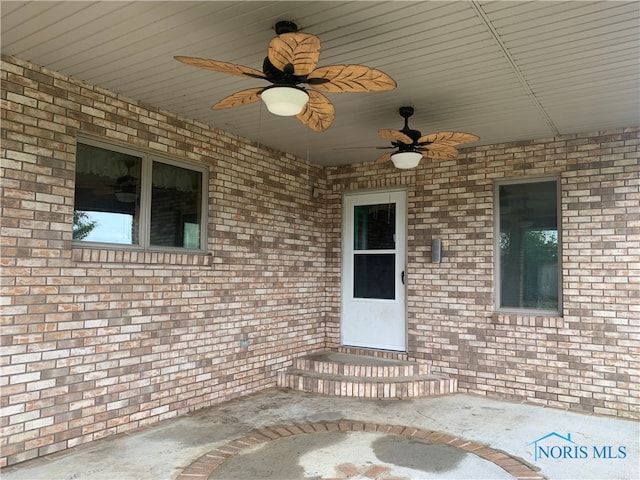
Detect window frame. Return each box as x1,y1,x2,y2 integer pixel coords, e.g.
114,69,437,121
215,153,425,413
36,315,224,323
493,176,562,316
73,135,208,253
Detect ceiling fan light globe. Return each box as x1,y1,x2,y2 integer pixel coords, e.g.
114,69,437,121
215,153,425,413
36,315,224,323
260,87,309,116
391,151,422,169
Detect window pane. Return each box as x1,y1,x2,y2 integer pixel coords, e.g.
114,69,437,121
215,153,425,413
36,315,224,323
354,204,396,250
74,143,141,244
499,181,558,310
354,253,395,299
150,161,202,248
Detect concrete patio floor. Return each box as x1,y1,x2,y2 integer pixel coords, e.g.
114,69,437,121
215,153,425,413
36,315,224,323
2,390,638,480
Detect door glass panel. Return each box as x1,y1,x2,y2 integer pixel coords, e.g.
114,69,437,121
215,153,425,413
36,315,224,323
354,204,396,250
354,253,395,299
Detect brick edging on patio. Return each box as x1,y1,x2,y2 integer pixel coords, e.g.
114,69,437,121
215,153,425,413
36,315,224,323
175,420,546,480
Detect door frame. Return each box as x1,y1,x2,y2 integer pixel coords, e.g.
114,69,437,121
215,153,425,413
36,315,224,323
340,187,408,351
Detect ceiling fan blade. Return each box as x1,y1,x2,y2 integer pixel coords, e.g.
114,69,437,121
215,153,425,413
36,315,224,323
174,56,266,79
307,65,396,93
418,145,459,160
296,90,335,132
374,152,394,164
268,32,321,76
212,87,264,110
418,131,479,146
378,129,412,144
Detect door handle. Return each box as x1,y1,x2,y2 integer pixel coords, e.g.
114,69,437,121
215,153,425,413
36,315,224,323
401,270,405,285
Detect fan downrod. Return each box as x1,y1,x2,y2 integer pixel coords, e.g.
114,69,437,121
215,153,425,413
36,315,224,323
398,106,421,142
274,21,299,35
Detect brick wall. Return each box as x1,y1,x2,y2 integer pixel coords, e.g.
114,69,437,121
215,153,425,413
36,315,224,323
0,55,327,467
1,54,639,468
325,130,639,419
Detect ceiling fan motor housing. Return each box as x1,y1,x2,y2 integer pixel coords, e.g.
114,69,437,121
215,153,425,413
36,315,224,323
402,129,422,143
262,57,306,86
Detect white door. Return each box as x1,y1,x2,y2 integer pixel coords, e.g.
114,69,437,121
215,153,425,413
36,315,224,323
341,189,406,351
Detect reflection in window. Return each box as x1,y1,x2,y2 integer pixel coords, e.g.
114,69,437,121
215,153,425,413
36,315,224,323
150,162,202,248
74,143,141,244
354,203,395,250
498,180,559,311
78,211,134,244
74,140,206,250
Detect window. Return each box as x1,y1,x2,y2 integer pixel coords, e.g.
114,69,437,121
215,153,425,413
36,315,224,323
495,178,560,313
73,138,207,251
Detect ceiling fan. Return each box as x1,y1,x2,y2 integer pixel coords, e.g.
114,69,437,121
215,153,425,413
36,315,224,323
372,107,479,169
112,160,138,203
175,21,396,132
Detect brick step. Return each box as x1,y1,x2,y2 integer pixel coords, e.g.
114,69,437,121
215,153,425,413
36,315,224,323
338,346,409,361
277,369,457,398
276,350,457,399
293,351,431,377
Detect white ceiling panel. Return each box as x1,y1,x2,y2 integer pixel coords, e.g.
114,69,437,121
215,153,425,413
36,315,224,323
2,1,638,166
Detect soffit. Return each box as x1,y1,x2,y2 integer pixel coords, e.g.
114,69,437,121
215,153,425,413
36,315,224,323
2,1,638,166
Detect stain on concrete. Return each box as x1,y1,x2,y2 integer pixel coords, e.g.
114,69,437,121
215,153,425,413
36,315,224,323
209,430,488,480
209,431,344,479
372,435,465,473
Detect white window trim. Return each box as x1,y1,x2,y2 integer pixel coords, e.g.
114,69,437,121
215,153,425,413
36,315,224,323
74,135,209,253
493,176,562,316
